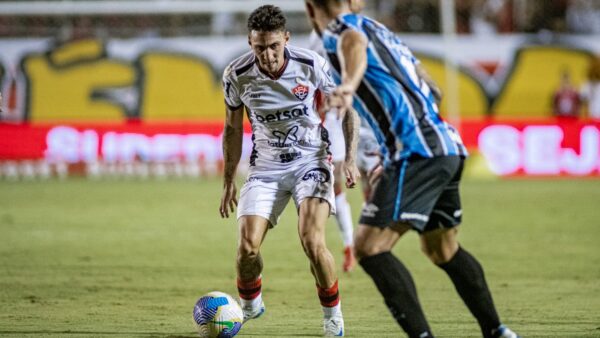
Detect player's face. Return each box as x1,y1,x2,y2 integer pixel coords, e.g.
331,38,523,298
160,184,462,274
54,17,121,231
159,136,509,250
305,1,323,35
249,30,290,76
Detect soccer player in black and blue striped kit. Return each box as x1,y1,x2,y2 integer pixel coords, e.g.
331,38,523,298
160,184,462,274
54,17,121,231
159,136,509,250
305,1,520,337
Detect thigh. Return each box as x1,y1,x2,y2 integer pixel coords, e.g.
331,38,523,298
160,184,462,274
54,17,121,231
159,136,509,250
358,164,402,228
291,158,336,215
395,156,462,232
422,159,464,232
237,173,291,228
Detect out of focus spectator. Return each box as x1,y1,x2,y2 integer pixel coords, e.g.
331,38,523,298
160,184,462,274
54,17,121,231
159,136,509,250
566,0,600,34
581,57,600,120
552,69,582,119
383,0,440,33
525,0,569,33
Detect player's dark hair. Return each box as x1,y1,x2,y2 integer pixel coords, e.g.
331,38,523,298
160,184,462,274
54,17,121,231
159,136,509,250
247,5,287,32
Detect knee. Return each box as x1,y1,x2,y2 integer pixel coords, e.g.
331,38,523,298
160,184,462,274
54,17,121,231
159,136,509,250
300,235,326,262
354,234,388,261
238,239,260,261
421,241,457,265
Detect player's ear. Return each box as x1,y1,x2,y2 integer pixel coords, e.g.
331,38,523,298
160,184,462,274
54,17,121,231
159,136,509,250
306,2,315,19
284,31,290,44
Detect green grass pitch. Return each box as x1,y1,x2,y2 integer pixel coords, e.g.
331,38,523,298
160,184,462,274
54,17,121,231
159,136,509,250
1,178,599,337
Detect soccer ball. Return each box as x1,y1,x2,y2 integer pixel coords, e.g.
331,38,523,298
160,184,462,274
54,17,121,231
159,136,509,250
193,291,243,338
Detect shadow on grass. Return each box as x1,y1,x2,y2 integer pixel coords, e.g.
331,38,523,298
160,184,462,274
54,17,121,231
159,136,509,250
0,331,322,337
0,331,197,337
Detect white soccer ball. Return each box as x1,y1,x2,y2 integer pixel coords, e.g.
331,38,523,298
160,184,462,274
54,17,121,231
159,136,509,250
193,291,243,338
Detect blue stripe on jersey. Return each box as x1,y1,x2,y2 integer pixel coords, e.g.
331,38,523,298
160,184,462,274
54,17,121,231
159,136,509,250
393,160,408,220
327,52,397,161
322,13,467,160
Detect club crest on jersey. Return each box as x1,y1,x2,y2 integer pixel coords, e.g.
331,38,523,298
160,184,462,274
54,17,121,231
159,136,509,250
292,84,309,101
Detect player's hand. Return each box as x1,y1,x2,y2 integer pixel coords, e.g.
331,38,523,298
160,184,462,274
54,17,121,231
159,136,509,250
343,159,361,189
0,92,3,113
219,181,238,218
329,84,354,120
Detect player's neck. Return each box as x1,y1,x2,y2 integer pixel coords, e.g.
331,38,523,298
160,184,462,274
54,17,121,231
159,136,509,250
319,7,351,29
258,54,289,80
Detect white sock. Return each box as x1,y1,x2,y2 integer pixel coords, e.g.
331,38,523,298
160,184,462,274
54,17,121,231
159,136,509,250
240,293,262,309
334,193,354,246
322,302,342,319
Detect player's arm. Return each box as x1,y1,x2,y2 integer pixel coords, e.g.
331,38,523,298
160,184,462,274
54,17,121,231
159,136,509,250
341,107,361,188
331,29,368,112
219,104,244,218
416,64,442,104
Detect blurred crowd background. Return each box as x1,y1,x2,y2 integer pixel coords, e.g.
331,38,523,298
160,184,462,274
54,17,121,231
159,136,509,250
0,0,598,39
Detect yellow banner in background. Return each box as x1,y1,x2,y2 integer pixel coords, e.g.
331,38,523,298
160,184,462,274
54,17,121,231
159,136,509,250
5,38,597,122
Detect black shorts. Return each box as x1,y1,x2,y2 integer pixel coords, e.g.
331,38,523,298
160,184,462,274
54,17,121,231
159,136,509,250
359,155,464,233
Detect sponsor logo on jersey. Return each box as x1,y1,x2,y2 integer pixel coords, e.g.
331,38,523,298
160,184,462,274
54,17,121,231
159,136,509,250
271,126,298,147
280,152,302,163
252,105,309,124
292,84,309,101
301,167,331,183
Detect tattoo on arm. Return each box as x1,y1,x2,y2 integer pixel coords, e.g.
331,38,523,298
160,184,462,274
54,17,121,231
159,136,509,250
342,108,360,163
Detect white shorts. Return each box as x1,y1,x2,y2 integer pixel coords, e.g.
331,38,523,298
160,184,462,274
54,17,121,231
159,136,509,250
357,127,380,173
323,112,345,163
237,158,336,227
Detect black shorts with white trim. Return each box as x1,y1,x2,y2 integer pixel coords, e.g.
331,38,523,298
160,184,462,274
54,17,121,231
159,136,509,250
359,155,464,233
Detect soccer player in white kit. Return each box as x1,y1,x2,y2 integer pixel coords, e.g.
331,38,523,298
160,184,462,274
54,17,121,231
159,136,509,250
218,5,360,336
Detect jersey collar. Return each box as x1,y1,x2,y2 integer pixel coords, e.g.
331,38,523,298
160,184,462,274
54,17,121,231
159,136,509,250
256,48,290,80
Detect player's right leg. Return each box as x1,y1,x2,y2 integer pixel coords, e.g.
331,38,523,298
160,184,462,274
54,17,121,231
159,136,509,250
354,224,434,338
235,173,291,323
297,197,344,337
236,215,269,322
354,162,435,338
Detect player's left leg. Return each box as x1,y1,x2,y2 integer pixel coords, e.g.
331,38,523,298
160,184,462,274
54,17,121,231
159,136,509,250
298,197,344,336
421,228,519,338
419,157,520,338
332,161,355,272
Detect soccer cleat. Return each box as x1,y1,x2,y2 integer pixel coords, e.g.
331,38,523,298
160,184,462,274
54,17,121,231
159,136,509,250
493,325,521,338
342,246,355,272
242,300,265,323
323,315,344,336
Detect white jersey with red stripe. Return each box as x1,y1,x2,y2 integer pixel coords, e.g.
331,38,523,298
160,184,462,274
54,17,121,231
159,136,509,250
223,45,336,169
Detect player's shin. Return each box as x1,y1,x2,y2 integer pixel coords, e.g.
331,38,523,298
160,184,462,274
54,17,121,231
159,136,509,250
359,252,434,338
437,246,502,338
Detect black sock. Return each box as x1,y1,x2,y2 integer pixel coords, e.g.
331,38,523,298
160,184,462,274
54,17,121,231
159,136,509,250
438,247,501,338
359,252,434,338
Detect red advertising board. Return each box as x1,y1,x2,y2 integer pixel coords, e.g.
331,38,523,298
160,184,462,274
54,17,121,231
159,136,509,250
1,119,599,177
